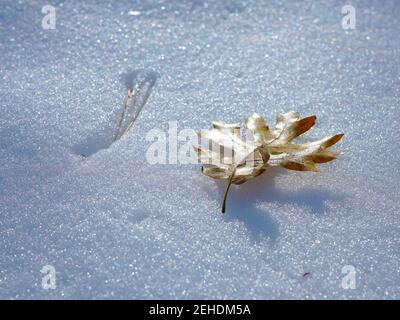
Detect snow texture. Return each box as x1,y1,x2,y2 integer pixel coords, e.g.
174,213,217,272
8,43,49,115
0,0,399,299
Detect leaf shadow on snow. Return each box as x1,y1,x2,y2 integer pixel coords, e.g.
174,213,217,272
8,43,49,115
214,168,346,243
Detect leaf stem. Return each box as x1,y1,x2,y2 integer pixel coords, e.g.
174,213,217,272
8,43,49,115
221,168,236,214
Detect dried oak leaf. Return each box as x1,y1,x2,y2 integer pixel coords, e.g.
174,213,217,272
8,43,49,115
194,112,344,213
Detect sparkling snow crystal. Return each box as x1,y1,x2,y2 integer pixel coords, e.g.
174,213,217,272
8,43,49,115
0,0,399,299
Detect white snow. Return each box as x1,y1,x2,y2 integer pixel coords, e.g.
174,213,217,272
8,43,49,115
0,0,399,299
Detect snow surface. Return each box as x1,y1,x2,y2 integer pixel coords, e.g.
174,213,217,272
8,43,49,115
0,0,399,299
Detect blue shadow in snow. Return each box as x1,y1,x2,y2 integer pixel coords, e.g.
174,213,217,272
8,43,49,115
214,168,346,242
